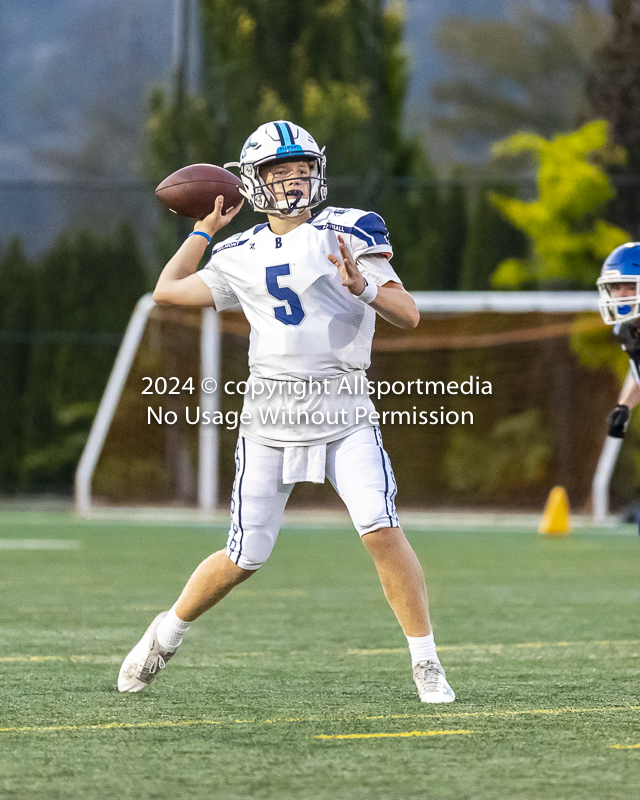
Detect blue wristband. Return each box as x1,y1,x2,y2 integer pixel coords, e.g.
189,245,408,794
188,231,212,244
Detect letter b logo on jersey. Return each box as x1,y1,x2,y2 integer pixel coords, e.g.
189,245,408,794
275,237,282,249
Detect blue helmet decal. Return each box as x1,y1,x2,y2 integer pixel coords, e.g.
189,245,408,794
274,121,297,147
275,143,305,156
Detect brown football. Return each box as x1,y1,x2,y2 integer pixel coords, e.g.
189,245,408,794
155,164,244,220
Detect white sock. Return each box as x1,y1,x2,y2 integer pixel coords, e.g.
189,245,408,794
406,633,440,668
156,605,191,651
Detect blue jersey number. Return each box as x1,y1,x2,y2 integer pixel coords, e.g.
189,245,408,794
265,264,305,326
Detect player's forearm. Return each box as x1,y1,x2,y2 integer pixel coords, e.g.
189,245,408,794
369,288,420,329
619,378,640,410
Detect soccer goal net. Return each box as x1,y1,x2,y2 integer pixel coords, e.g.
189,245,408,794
75,292,627,520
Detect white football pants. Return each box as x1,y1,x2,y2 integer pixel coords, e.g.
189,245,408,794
226,426,400,570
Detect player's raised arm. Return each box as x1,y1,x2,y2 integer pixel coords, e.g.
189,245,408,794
328,235,420,329
153,196,244,307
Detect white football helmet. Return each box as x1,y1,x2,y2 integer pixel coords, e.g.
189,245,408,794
225,121,327,217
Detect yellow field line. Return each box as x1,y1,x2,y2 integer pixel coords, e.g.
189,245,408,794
347,640,640,656
0,656,66,662
358,706,640,722
3,640,638,665
315,729,473,740
2,706,639,736
609,743,640,749
0,720,223,733
0,652,264,664
0,716,313,734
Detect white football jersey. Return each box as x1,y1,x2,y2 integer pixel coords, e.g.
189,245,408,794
197,206,400,379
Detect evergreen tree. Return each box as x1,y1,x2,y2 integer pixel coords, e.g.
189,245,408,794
195,0,388,183
439,177,469,291
0,240,35,488
145,0,440,287
460,183,527,291
20,225,148,489
587,0,640,237
381,181,445,290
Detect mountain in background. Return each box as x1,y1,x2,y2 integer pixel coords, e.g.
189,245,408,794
0,0,609,256
0,0,176,180
3,0,608,179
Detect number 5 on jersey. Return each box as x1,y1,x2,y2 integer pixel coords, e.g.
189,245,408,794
265,264,305,326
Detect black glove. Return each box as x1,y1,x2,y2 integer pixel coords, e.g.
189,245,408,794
607,404,629,438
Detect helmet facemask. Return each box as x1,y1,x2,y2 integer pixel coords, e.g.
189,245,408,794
597,275,640,324
255,158,324,217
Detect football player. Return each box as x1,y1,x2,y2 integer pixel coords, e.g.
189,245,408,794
597,242,640,437
118,120,455,703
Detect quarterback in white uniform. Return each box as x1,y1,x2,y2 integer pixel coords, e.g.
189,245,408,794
118,120,455,704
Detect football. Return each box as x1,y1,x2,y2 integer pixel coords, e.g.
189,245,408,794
155,164,244,220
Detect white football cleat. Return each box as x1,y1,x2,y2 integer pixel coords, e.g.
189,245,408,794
412,660,456,703
118,611,177,693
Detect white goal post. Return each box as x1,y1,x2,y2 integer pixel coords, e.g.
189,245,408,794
74,290,621,523
75,294,220,518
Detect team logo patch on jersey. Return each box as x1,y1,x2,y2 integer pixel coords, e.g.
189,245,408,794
212,237,250,254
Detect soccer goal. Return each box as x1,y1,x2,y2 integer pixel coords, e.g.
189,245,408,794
75,291,625,523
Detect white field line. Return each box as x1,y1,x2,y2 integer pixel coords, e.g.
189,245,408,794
36,506,627,530
0,539,80,549
0,501,633,531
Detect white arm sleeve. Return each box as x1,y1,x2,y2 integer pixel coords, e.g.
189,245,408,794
356,254,402,287
197,266,241,311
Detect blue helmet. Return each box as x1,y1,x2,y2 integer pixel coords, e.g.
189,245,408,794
597,243,640,324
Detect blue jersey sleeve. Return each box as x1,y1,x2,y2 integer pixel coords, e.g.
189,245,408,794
353,213,391,248
345,211,393,259
310,206,394,258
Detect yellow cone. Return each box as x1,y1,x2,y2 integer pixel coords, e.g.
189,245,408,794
538,486,571,536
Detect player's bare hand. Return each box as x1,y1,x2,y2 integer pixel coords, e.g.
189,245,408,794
328,235,366,296
195,196,244,237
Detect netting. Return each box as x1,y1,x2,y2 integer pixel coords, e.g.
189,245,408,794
92,305,625,512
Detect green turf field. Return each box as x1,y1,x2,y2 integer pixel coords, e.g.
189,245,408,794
1,511,640,800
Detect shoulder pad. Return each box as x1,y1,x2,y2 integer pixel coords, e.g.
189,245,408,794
311,207,390,247
315,206,367,224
